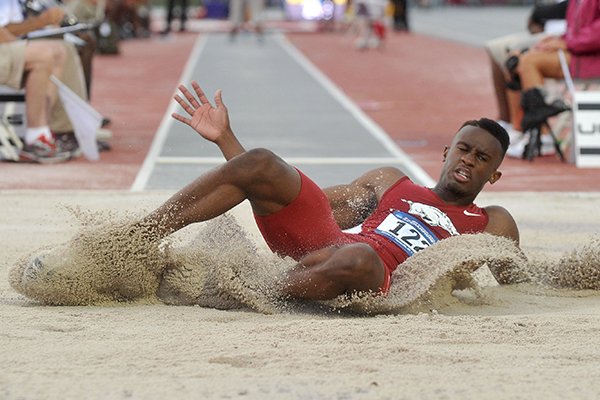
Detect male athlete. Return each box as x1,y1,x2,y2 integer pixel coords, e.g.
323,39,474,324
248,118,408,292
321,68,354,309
141,81,519,300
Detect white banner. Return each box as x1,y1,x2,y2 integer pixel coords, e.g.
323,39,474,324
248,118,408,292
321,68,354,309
572,91,600,168
51,76,102,161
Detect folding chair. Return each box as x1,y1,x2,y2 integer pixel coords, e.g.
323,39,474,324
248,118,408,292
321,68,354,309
522,111,568,162
0,86,25,162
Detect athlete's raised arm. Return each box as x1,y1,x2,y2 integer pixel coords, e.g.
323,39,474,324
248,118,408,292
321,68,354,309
172,81,245,160
323,167,405,230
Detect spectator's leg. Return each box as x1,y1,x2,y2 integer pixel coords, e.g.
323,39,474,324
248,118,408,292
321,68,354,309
518,50,567,89
164,0,176,33
516,50,571,152
248,0,265,34
484,32,545,124
507,89,524,131
229,0,244,35
180,0,188,31
393,0,408,31
49,42,88,135
74,32,96,97
22,41,66,130
489,56,511,123
355,14,371,49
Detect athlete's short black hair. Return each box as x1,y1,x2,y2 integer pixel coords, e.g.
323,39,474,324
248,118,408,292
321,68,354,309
460,118,509,156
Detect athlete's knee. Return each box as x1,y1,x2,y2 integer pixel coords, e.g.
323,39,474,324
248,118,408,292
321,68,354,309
328,244,384,291
230,148,286,181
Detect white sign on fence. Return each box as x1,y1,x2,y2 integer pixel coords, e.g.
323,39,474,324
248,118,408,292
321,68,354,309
572,91,600,168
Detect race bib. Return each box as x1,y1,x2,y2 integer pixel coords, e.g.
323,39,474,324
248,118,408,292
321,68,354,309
374,210,440,256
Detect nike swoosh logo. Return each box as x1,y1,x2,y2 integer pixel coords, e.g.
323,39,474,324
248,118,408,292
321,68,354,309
463,210,482,217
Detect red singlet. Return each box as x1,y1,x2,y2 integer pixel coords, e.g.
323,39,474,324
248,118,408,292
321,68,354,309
254,171,489,292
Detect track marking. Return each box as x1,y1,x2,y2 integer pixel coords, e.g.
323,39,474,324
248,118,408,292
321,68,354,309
130,35,208,192
156,156,409,165
274,34,436,187
132,33,435,190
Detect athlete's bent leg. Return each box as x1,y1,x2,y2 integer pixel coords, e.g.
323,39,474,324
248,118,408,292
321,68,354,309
142,148,301,237
282,243,387,300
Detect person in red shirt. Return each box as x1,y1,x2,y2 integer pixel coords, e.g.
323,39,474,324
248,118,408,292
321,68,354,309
141,81,520,300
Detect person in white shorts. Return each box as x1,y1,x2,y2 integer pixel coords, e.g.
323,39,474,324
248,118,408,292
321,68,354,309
0,26,71,163
229,0,265,38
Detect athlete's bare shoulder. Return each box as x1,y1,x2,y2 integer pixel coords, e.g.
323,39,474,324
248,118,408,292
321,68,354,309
355,167,406,199
483,205,520,245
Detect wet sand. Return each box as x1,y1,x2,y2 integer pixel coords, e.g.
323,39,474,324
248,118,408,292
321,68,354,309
1,190,600,399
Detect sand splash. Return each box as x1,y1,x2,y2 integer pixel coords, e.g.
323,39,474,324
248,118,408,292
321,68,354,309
8,210,600,314
9,208,167,305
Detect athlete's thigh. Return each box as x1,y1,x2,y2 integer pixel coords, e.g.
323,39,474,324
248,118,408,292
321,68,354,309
254,170,348,260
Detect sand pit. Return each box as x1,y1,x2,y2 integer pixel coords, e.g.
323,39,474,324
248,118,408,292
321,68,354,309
1,190,600,399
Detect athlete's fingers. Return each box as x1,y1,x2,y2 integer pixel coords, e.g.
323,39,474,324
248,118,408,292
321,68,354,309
178,84,201,109
174,94,195,117
192,81,210,106
171,112,191,126
213,89,224,109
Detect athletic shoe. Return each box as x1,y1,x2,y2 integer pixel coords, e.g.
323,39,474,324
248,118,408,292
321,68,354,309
96,128,112,141
18,135,71,164
507,133,557,159
504,124,530,159
540,134,556,156
54,133,82,159
506,132,529,158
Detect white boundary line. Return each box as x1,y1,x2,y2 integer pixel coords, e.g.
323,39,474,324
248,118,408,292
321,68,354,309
274,34,436,187
132,34,435,190
156,156,409,165
130,35,208,192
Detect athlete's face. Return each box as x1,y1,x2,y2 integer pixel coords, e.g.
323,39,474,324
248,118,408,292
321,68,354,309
438,125,504,201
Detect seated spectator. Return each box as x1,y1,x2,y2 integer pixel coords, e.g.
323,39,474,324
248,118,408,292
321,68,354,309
2,0,110,154
6,0,98,98
0,26,71,163
506,0,600,158
485,1,568,136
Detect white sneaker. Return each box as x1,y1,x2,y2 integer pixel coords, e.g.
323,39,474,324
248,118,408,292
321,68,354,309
540,135,556,156
497,120,512,131
500,122,524,145
506,132,530,158
96,128,112,141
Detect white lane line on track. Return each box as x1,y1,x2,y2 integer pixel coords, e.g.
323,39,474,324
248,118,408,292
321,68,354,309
274,34,436,187
156,156,410,165
130,35,208,192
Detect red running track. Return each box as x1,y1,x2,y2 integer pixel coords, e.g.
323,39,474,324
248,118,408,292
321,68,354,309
1,30,597,191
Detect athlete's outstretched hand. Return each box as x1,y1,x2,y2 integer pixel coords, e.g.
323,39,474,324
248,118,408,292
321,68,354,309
172,81,231,143
172,81,245,160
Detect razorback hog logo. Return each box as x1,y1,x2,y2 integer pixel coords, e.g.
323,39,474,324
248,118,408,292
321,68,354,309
402,200,459,236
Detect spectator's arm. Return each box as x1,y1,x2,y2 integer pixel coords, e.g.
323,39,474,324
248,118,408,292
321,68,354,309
4,7,65,36
0,26,16,43
565,6,600,54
